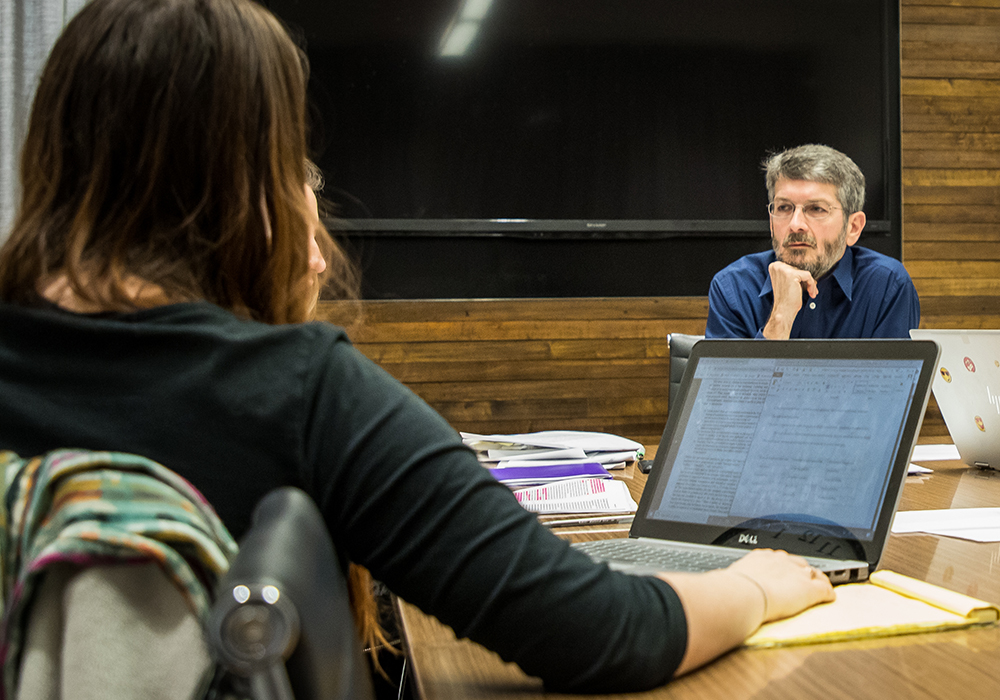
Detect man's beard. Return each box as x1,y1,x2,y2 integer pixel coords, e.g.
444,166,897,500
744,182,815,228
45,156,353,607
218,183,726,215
772,223,848,280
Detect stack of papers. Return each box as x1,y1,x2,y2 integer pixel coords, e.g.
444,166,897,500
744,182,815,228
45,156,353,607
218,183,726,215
512,478,638,527
907,443,962,475
464,431,642,525
463,430,644,488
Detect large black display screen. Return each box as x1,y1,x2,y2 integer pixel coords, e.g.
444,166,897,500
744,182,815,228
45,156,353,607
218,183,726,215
265,0,900,299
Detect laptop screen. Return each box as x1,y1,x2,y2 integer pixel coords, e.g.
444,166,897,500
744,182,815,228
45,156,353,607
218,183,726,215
633,340,939,565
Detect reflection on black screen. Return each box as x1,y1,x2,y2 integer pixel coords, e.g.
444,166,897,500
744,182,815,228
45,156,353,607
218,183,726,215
650,357,921,536
267,0,889,222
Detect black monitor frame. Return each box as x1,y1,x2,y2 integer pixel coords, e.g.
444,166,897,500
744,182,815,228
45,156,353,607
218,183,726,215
268,0,902,299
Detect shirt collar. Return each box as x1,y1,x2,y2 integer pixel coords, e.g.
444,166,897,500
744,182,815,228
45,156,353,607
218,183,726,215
759,246,855,301
830,245,854,300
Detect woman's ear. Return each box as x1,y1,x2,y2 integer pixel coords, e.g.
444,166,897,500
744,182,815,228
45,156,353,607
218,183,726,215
305,185,327,274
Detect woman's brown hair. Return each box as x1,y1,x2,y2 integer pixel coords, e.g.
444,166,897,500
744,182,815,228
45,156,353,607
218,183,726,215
0,0,382,662
0,0,357,321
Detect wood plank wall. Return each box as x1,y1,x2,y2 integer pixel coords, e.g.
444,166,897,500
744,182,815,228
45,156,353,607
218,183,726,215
902,0,1000,439
316,298,706,446
318,0,999,447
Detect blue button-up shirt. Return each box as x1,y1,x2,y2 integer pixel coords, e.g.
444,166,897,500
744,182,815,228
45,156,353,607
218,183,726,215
705,246,920,339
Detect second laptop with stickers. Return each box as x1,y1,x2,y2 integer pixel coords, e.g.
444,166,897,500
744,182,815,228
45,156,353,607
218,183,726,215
910,329,1000,470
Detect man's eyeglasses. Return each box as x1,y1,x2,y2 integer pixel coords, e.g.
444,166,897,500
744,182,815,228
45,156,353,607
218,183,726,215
767,201,842,221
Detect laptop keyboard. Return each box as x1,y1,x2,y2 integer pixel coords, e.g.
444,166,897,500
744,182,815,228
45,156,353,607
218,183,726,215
573,539,746,572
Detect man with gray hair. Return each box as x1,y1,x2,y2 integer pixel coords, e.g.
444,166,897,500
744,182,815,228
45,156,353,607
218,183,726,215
705,144,919,339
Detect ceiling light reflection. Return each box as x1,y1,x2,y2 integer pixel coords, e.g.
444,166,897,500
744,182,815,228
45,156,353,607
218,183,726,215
439,0,495,58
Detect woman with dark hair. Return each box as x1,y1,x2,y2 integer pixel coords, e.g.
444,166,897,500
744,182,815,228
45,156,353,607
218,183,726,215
0,0,833,693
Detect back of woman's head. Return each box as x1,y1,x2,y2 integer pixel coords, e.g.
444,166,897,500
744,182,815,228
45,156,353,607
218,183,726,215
0,0,351,322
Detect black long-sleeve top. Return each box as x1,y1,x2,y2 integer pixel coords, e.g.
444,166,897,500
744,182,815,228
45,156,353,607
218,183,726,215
0,300,687,692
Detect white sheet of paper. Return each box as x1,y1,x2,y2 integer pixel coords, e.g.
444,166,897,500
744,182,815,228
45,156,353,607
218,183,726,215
462,430,643,453
936,529,1000,543
910,444,961,462
486,447,588,461
512,478,638,514
908,463,933,475
891,507,1000,542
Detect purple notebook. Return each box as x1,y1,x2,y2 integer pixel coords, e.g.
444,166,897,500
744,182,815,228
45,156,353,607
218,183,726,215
489,462,611,486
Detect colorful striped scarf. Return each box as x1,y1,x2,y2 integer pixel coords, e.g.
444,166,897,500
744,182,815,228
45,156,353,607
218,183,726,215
0,449,239,699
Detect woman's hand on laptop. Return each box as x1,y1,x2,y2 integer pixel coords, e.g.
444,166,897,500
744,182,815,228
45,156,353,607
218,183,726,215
726,548,835,623
657,549,834,677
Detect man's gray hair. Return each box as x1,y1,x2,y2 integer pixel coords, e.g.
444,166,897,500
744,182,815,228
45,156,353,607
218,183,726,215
763,144,866,215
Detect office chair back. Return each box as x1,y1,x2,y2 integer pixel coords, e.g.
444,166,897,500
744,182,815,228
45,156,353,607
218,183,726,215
667,333,703,413
208,487,375,700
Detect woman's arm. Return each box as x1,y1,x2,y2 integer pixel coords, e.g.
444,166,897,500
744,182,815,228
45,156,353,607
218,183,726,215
303,336,833,691
660,548,836,676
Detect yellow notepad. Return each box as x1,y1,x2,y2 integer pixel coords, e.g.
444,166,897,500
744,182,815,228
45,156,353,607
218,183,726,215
745,570,1000,648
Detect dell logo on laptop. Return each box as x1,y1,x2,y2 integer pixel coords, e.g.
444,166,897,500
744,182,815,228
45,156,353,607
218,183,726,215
738,533,758,545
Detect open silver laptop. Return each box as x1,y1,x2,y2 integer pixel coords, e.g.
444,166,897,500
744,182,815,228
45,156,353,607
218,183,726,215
909,329,1000,470
574,339,940,584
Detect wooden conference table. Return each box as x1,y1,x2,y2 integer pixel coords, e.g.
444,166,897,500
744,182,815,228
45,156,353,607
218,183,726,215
396,455,1000,699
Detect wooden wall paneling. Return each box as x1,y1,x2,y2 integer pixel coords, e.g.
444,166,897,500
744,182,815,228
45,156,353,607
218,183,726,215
902,0,1000,440
316,298,708,445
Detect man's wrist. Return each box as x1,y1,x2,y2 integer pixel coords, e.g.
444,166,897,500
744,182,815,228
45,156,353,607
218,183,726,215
762,313,793,339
